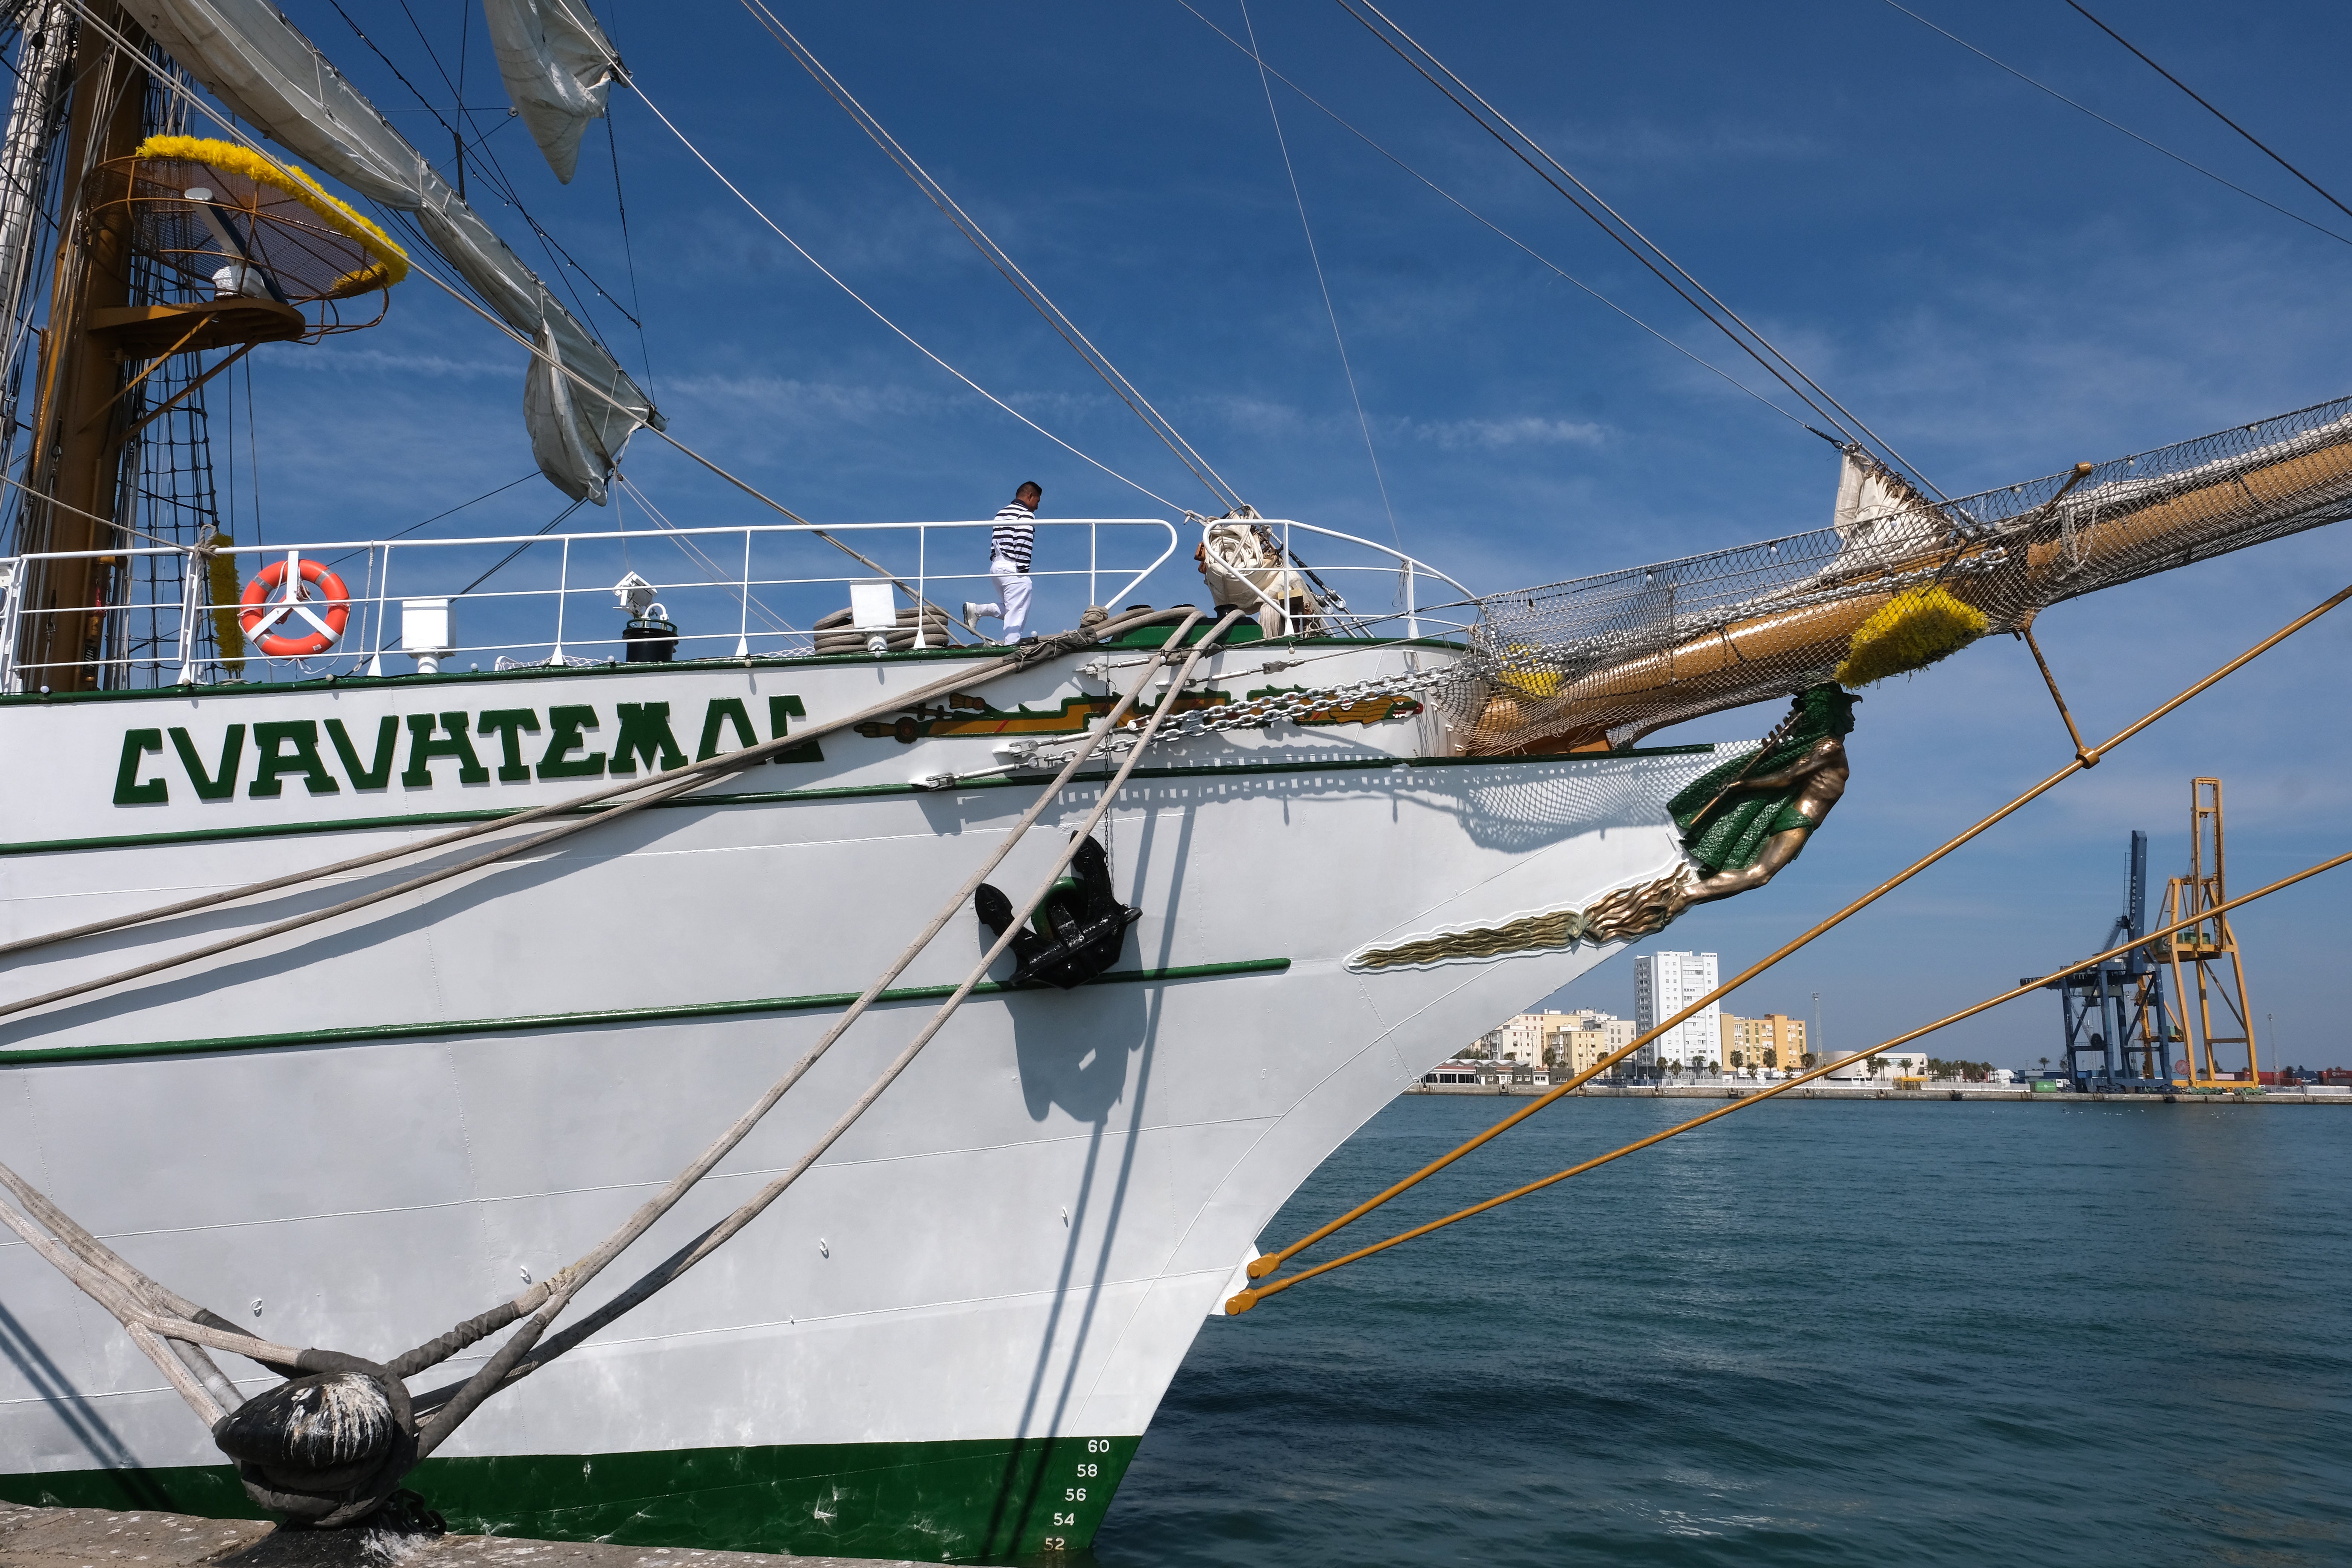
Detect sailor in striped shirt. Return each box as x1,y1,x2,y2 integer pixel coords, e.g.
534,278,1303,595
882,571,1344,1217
965,481,1041,643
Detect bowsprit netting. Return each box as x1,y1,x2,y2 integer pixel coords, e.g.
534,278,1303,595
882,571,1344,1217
1442,395,2352,754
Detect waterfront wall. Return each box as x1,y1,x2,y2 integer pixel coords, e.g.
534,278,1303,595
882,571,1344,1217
1404,1082,2352,1104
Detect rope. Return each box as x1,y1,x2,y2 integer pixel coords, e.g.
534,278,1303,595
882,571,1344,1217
408,610,1246,1452
737,0,1245,516
0,609,1231,1511
1238,576,2352,1289
2059,0,2352,228
0,604,1194,995
1236,0,1399,548
1231,839,2352,1310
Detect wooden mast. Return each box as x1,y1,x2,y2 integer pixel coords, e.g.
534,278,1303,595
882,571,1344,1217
18,3,146,691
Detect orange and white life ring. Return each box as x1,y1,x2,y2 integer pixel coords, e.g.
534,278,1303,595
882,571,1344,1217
238,554,351,658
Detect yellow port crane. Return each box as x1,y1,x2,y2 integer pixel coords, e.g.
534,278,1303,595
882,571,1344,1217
2161,778,2261,1088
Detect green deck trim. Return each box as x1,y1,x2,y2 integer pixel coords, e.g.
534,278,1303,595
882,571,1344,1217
0,1431,1142,1560
0,630,1473,708
0,644,1015,708
0,959,1291,1067
2,744,1720,858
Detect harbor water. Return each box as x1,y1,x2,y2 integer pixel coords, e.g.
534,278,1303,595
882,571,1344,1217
1091,1095,2352,1566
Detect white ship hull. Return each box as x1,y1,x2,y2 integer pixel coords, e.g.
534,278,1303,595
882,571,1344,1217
0,637,1729,1556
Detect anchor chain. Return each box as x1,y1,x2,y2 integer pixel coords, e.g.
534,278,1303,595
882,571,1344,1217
1120,660,1478,737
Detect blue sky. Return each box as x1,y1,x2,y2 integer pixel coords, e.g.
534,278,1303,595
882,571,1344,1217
232,0,2352,1067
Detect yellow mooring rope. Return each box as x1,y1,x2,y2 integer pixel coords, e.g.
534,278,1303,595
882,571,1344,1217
1228,840,2352,1312
1232,576,2352,1310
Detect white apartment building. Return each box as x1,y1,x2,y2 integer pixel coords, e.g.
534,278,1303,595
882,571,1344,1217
1634,951,1721,1069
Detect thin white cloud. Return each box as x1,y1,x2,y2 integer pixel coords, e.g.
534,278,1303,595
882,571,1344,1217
276,345,515,379
1413,415,1607,451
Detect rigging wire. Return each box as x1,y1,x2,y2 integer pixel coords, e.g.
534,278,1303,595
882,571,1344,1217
456,495,589,595
604,116,652,391
384,0,607,332
242,353,260,548
2059,0,2352,227
618,75,1190,513
316,470,541,572
65,0,1175,582
613,472,799,637
1877,2,2352,249
1174,0,1827,439
732,0,1243,515
325,0,642,341
1237,0,1400,549
1326,0,1949,494
1335,0,1938,490
593,0,655,398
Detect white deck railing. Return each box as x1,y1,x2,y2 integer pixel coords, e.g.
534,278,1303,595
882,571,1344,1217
0,514,1476,692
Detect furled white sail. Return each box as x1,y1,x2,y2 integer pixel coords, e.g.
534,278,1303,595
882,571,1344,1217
119,0,659,502
481,0,619,184
1830,446,1937,558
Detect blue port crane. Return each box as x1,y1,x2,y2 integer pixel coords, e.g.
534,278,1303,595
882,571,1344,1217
2024,830,2175,1091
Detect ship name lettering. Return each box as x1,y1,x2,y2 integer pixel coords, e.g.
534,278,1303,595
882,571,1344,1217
111,696,823,807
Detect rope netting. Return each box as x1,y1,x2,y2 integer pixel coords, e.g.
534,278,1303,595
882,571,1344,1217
1445,395,2352,754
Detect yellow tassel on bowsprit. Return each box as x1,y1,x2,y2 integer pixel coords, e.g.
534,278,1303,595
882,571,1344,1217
1834,586,1989,688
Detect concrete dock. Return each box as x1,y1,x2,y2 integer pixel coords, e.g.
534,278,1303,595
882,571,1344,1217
0,1503,919,1568
1407,1081,2352,1103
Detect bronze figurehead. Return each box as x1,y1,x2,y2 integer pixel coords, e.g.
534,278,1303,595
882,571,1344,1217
1672,684,1858,905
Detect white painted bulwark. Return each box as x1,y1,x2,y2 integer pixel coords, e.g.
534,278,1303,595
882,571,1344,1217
0,638,1730,1507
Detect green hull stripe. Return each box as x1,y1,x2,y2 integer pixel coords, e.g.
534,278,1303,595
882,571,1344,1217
0,1432,1142,1560
0,959,1290,1067
1,745,1718,858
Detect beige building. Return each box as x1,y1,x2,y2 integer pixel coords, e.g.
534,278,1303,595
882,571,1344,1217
1479,1011,1568,1066
1547,1011,1637,1074
1476,1010,1636,1073
1719,1012,1808,1070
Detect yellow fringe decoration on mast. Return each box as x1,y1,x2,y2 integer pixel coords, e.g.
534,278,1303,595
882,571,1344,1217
133,135,410,295
204,537,245,679
1834,586,1988,688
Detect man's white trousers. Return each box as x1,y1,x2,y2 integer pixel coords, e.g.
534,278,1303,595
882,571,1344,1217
978,556,1031,641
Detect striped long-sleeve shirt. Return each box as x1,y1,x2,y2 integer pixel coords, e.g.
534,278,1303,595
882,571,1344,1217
991,501,1035,571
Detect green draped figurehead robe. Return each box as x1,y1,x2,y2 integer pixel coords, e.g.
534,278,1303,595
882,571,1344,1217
1668,684,1860,874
